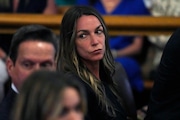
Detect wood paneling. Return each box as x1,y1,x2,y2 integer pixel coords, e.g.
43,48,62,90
0,13,180,35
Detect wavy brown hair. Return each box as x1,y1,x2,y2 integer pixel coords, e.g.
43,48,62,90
57,6,121,116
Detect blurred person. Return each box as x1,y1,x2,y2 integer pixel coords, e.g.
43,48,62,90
55,0,76,14
55,0,75,6
145,28,180,119
0,0,58,54
12,70,86,120
0,0,57,14
0,58,8,102
0,48,8,102
57,6,134,120
0,24,58,120
143,0,180,80
0,47,7,60
135,1,180,119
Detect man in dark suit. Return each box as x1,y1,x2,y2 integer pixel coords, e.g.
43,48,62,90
0,25,58,120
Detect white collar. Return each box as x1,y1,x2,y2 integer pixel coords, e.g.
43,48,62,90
11,83,19,94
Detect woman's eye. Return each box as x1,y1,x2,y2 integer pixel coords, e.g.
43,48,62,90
96,30,103,34
78,34,86,39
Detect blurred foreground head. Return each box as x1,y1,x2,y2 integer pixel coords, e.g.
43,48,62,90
13,70,86,120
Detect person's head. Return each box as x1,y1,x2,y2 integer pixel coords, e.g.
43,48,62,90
58,5,114,73
57,6,116,116
13,70,86,120
6,24,58,90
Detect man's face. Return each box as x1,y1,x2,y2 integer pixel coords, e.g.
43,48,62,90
7,40,56,90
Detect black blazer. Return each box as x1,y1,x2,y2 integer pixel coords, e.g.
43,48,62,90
0,88,17,120
145,28,180,120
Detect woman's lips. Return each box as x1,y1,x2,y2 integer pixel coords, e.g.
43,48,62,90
92,49,102,54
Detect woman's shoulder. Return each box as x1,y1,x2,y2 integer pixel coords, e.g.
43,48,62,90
64,72,92,90
64,71,97,101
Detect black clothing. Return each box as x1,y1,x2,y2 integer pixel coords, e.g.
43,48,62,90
0,88,17,120
0,0,47,13
145,28,180,120
66,71,128,120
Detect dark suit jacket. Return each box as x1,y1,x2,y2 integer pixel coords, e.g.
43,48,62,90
145,28,180,119
0,88,17,120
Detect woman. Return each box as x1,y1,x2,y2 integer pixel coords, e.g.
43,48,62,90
76,0,150,94
12,70,86,120
57,6,128,120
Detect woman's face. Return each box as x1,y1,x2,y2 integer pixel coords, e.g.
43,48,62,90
57,87,84,120
75,15,105,63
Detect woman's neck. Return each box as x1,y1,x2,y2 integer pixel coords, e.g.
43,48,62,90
83,61,100,80
101,0,122,14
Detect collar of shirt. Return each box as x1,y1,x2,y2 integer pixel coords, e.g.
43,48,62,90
11,83,19,94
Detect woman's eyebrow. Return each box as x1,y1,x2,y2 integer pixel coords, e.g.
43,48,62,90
96,25,103,29
77,24,103,34
77,29,88,34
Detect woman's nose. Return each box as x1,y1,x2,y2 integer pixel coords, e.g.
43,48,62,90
90,35,98,46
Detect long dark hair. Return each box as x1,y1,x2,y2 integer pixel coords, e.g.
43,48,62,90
57,6,120,116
